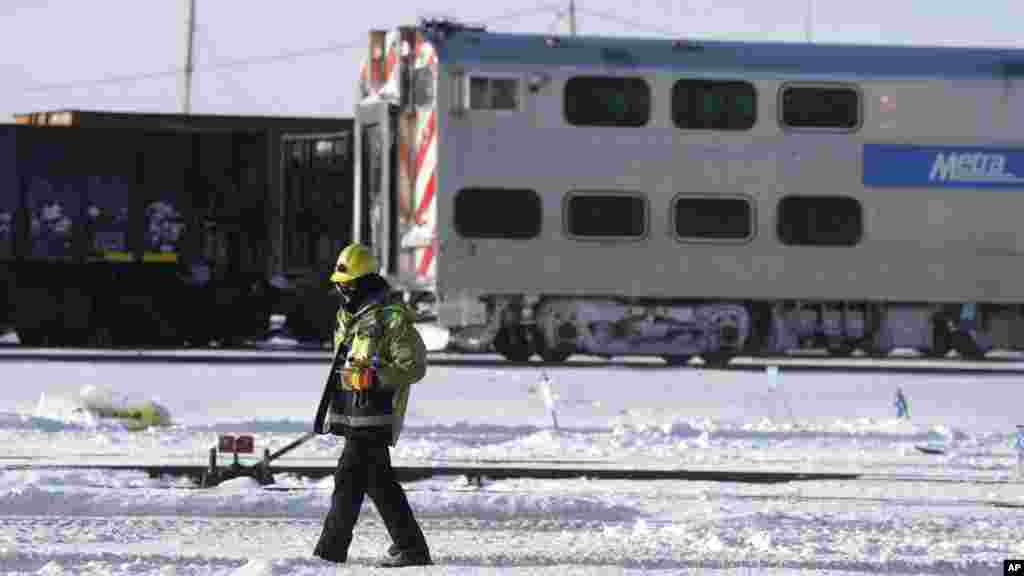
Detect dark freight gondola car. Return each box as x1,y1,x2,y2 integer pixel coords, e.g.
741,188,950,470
1,113,354,348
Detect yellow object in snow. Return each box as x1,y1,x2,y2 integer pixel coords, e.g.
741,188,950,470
95,401,172,431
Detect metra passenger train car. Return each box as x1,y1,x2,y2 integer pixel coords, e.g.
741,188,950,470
351,19,1024,364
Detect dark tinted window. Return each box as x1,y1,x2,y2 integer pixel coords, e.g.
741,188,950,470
455,188,541,239
413,66,435,108
567,194,646,238
672,80,756,130
565,76,650,127
675,197,752,240
469,77,518,110
777,196,862,246
781,86,860,129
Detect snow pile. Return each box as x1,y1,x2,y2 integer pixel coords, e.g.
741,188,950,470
0,411,84,432
22,384,173,431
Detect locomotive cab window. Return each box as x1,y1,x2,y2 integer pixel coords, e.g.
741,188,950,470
674,196,753,240
468,76,520,111
781,85,860,130
777,196,862,246
413,66,435,108
565,76,650,127
566,192,647,239
455,187,541,239
672,80,756,131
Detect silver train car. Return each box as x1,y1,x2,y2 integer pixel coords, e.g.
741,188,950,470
351,20,1024,364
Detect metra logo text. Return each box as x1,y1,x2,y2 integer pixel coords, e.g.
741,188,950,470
929,152,1023,183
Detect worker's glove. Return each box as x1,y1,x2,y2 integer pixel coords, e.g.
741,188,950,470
342,358,376,392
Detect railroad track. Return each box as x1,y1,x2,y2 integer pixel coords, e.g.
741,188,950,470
4,346,1024,374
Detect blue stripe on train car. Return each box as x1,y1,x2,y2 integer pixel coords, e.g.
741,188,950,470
435,31,1024,80
863,144,1024,188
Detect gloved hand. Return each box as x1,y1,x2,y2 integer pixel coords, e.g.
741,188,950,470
344,358,376,392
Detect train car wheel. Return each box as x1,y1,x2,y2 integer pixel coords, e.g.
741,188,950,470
951,330,984,360
927,320,951,358
534,326,572,363
701,351,733,369
493,325,533,362
826,339,854,357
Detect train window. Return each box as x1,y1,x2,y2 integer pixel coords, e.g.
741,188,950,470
468,76,519,110
777,196,862,246
414,66,435,108
672,80,756,131
566,193,647,239
565,76,650,127
455,188,541,239
780,85,860,130
674,196,752,240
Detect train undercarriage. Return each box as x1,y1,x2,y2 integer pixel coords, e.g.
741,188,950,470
443,296,1008,365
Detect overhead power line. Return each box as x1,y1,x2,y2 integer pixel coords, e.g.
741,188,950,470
199,39,364,73
20,67,182,94
17,2,564,96
575,6,683,38
19,39,364,95
460,2,563,26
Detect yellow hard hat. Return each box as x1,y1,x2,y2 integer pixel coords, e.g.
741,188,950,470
330,243,379,284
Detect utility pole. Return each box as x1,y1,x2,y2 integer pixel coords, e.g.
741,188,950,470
568,0,577,36
804,0,814,43
179,0,196,114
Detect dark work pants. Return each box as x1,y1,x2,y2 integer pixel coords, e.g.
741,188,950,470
313,435,427,562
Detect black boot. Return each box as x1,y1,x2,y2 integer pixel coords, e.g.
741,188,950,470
379,546,432,568
313,539,348,564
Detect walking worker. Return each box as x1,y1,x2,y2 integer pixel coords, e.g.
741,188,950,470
313,243,432,567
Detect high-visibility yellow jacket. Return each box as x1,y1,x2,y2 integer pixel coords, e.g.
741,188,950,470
330,297,426,445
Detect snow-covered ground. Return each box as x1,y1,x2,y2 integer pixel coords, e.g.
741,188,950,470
2,354,1024,575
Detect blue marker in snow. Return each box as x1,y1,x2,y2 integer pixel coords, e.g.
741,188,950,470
1016,425,1023,479
895,388,910,420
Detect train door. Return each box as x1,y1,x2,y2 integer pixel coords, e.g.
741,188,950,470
354,102,398,278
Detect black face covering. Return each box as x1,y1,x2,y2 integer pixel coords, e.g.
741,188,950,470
337,273,391,314
334,283,357,309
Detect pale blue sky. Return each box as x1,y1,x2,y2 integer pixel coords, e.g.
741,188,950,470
2,0,1023,122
